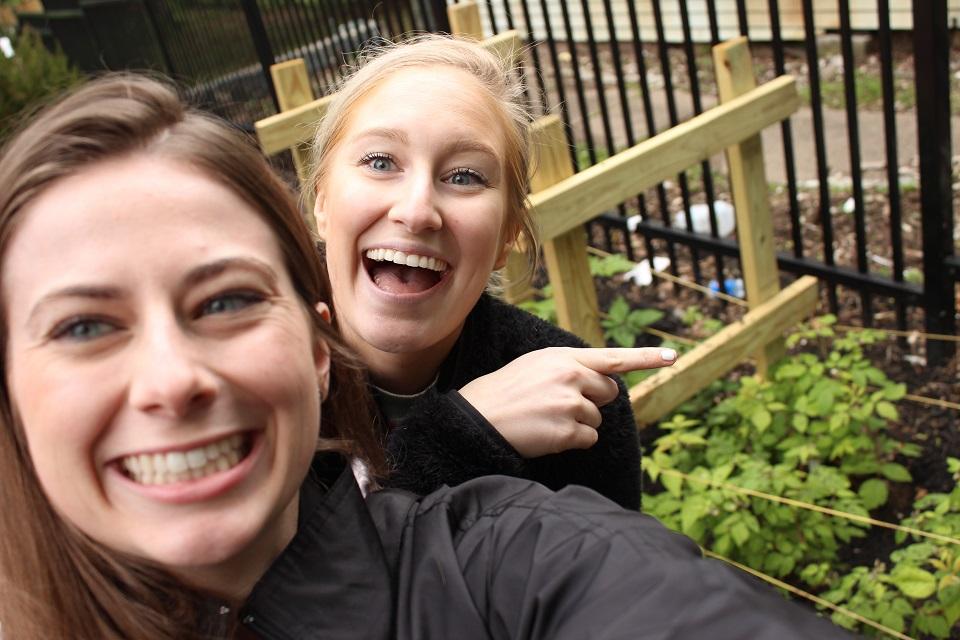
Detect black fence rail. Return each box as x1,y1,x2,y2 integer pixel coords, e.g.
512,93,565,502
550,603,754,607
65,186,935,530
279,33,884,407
21,0,958,364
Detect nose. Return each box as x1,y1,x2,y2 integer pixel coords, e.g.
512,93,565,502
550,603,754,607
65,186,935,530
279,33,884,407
387,171,443,234
128,319,217,418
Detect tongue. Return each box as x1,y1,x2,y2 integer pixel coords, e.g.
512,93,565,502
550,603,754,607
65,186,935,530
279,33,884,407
370,262,441,294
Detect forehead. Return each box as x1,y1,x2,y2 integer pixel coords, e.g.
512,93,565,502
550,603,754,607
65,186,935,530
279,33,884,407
2,156,286,306
341,65,509,153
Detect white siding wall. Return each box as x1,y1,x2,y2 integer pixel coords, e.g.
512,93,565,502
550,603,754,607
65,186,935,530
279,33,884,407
467,0,960,43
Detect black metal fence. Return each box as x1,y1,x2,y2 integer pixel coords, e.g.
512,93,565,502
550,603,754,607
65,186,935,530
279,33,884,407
21,0,958,363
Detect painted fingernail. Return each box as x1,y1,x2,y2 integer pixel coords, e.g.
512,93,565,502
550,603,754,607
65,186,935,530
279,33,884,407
660,349,677,362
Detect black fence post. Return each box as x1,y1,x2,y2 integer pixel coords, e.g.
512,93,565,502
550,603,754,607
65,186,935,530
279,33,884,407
429,0,450,33
912,0,956,366
240,0,278,111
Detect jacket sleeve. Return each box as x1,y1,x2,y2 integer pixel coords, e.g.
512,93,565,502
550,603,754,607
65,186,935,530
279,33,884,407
384,389,524,496
412,478,854,640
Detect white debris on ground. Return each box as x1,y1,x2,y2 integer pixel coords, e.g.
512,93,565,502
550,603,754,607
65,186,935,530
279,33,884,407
623,256,672,286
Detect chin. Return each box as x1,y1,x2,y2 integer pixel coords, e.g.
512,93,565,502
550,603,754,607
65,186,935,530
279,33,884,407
139,519,261,570
357,322,434,354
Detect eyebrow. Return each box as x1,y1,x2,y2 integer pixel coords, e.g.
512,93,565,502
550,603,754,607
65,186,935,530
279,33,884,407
181,256,280,290
446,138,499,161
348,128,499,161
27,257,280,326
348,127,409,145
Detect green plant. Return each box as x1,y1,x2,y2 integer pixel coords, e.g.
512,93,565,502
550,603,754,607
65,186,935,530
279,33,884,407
588,253,634,278
642,317,917,584
820,464,960,637
681,305,723,338
601,295,663,348
517,284,556,324
0,27,82,141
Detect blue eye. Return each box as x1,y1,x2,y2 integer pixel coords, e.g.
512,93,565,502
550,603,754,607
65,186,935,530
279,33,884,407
446,168,487,187
200,292,263,317
360,153,396,172
53,318,116,342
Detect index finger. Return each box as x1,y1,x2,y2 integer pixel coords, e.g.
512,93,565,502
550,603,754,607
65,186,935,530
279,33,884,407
571,347,677,374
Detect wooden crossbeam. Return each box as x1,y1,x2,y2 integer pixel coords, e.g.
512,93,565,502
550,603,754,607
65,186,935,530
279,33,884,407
630,276,819,427
528,75,799,243
256,94,333,156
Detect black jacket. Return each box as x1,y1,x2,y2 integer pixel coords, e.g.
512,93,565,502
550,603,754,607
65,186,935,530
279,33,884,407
239,455,851,639
383,294,641,509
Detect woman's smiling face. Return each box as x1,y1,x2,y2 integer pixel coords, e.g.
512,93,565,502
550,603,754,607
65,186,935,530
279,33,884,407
3,156,329,594
315,66,514,391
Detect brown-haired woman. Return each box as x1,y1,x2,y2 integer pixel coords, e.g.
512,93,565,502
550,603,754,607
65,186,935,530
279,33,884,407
0,73,383,638
0,74,851,640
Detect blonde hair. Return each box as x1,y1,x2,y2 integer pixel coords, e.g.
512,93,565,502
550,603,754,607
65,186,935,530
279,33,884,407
310,34,539,274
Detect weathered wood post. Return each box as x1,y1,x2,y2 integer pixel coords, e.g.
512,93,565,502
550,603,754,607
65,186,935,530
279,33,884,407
270,59,317,226
447,0,484,40
713,36,786,376
531,116,605,346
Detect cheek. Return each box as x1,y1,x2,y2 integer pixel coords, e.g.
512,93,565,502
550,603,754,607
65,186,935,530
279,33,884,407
13,356,112,459
323,174,384,238
457,202,509,264
219,323,321,422
12,360,111,520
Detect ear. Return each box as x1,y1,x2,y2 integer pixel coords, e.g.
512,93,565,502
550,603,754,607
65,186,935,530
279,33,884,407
313,193,328,241
494,222,521,270
493,237,515,270
314,302,332,400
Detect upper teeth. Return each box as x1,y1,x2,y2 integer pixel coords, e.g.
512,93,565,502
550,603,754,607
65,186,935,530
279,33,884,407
120,434,245,485
365,248,447,272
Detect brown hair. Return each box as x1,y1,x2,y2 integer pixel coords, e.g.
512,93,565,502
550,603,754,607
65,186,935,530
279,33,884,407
310,34,540,273
0,74,385,639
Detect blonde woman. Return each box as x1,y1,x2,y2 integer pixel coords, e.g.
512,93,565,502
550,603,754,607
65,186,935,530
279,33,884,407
312,35,675,508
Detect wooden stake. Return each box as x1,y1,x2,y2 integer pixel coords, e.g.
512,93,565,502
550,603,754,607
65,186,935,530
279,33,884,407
713,36,786,376
447,1,484,40
530,115,604,346
270,58,317,224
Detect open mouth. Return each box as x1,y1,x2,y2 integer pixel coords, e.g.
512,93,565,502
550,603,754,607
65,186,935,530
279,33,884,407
117,433,253,486
364,248,448,295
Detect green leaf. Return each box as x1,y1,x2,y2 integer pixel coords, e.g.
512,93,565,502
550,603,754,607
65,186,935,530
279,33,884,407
751,407,772,432
608,326,635,348
662,473,683,498
878,610,904,633
875,400,899,421
944,591,960,627
680,496,709,534
628,308,664,330
857,478,888,510
730,521,751,546
792,414,809,433
889,565,936,599
776,362,806,379
926,615,950,639
881,463,912,483
608,296,630,321
882,383,907,401
589,253,635,277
